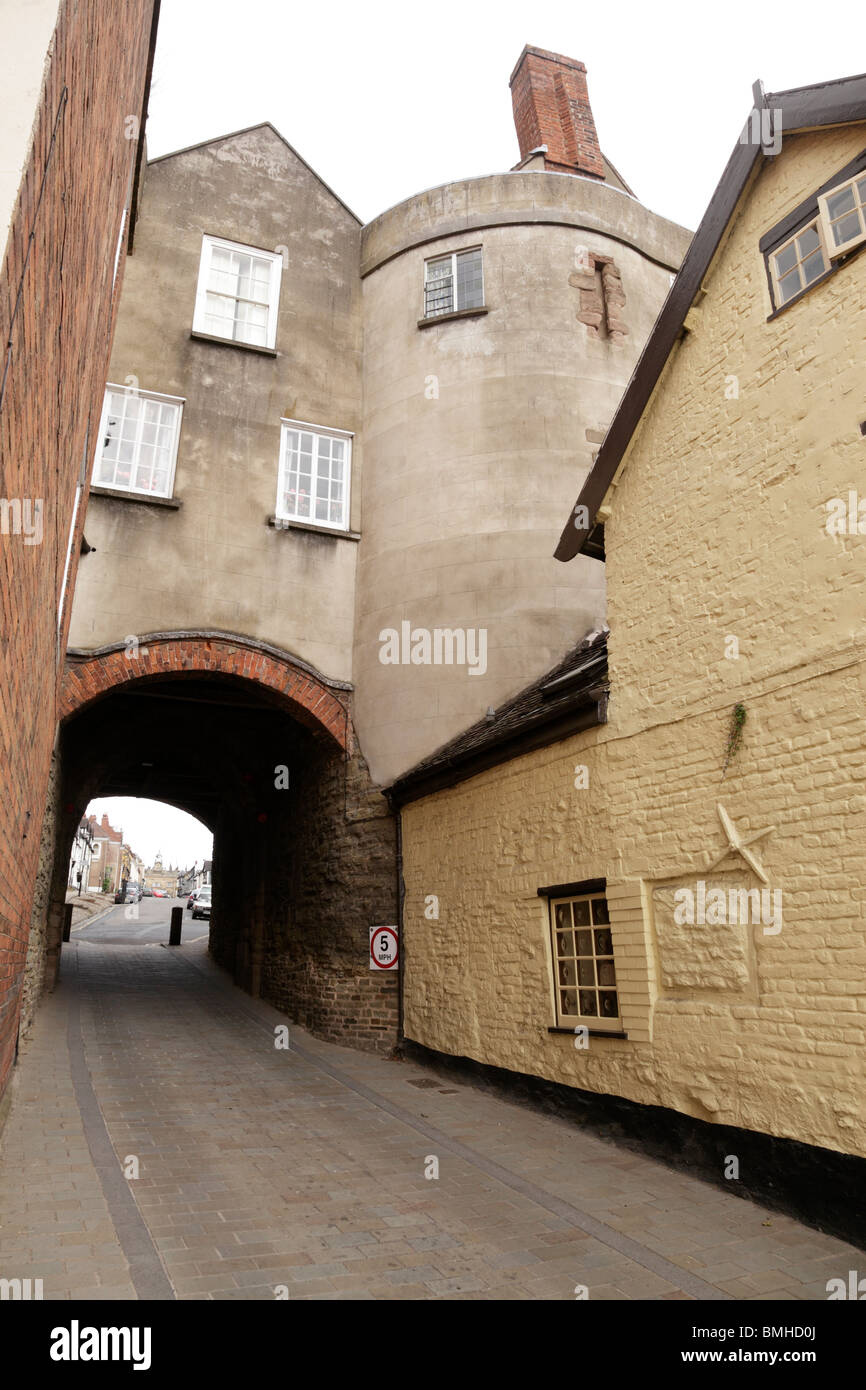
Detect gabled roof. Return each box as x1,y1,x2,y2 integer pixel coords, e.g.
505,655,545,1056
146,121,362,225
387,629,609,806
555,71,866,563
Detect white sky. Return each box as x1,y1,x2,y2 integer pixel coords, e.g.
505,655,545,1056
146,0,866,232
85,797,213,871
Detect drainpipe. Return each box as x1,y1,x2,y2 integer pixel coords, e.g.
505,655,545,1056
395,806,405,1047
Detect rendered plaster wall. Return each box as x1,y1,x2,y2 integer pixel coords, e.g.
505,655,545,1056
356,172,690,783
69,125,363,681
399,128,866,1158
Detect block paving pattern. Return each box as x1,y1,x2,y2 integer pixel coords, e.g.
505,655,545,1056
0,940,860,1301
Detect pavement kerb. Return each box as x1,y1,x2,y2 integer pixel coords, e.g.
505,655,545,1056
71,902,119,932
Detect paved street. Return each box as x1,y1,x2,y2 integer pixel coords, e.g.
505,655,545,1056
72,896,206,947
0,939,860,1301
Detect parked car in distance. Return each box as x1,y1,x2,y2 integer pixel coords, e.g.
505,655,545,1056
114,886,141,904
186,891,198,911
142,888,153,896
192,889,211,920
152,889,168,898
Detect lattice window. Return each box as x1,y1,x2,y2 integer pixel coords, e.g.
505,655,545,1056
549,890,620,1028
423,248,484,318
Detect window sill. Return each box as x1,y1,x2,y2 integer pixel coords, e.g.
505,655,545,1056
548,1026,628,1040
267,515,360,541
417,306,489,329
190,330,277,357
90,486,181,509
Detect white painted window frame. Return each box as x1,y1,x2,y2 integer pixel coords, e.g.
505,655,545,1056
93,384,185,500
768,218,829,309
193,234,283,349
276,417,353,532
423,246,484,318
817,174,866,259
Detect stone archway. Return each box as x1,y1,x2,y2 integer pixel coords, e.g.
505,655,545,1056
26,631,398,1055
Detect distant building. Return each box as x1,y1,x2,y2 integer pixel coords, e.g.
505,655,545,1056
177,865,196,897
144,851,179,895
86,815,125,894
127,851,145,889
67,819,95,894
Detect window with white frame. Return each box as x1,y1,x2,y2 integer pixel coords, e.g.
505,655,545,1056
423,247,484,318
276,420,352,530
548,889,620,1029
193,236,282,349
93,385,184,498
769,220,829,307
818,174,866,258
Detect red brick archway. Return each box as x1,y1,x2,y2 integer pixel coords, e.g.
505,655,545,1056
60,632,351,752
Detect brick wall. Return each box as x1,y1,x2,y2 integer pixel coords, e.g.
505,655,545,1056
399,125,866,1159
0,0,158,1095
510,47,604,178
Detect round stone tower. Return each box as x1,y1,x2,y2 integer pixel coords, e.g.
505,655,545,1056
353,47,691,785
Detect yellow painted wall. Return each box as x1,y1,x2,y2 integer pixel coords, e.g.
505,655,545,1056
401,126,866,1159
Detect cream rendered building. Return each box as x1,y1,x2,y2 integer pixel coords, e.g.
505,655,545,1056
393,74,866,1192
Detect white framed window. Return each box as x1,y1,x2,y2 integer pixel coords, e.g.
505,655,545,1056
423,247,484,318
818,174,866,258
93,385,184,498
276,419,352,531
769,220,829,307
193,235,282,349
548,889,620,1031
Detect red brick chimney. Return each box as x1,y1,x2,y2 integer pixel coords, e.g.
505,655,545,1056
510,46,604,180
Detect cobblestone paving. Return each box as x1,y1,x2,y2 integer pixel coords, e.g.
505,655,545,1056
0,940,860,1301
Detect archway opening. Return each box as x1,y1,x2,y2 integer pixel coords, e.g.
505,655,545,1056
33,656,399,1053
68,793,213,944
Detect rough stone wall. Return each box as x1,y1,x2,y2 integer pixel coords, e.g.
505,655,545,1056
258,743,399,1052
399,125,866,1159
21,750,60,1036
206,706,399,1053
569,254,628,341
0,0,156,1097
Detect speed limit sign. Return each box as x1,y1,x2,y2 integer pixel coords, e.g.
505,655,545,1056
370,925,399,970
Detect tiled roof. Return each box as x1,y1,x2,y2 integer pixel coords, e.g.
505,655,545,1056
388,628,608,805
